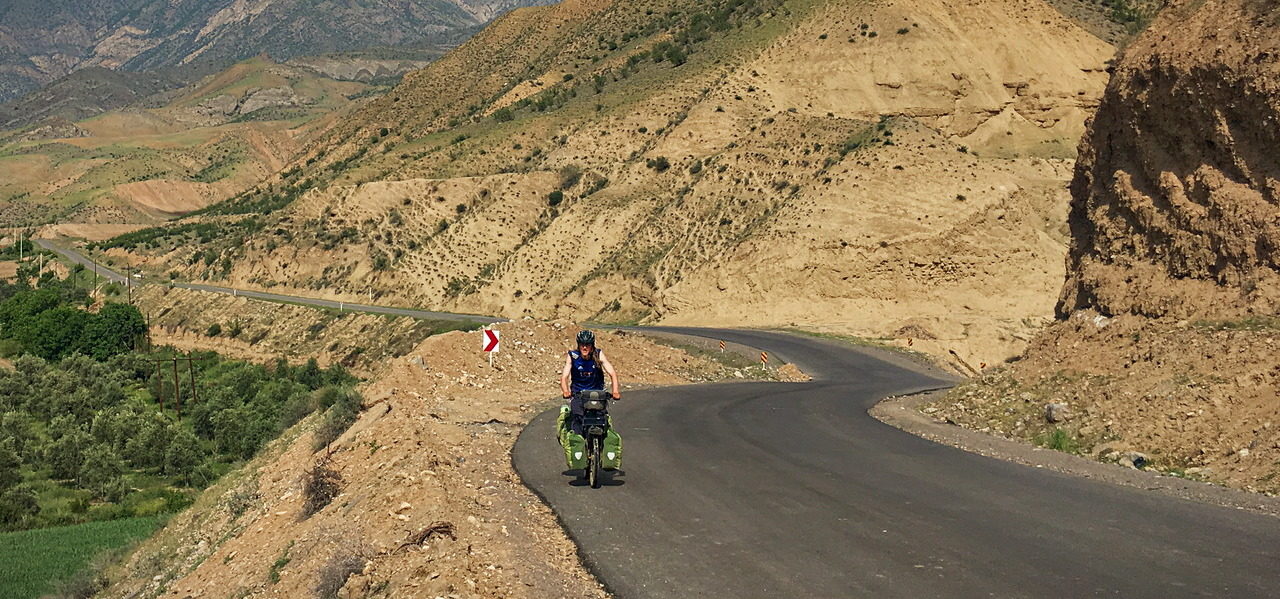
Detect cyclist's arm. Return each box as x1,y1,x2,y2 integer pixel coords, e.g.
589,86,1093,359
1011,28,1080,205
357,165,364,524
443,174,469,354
560,354,573,399
599,352,621,398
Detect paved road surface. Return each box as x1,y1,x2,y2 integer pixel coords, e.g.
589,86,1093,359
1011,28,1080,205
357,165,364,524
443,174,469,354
35,239,501,323
36,239,129,283
513,328,1280,598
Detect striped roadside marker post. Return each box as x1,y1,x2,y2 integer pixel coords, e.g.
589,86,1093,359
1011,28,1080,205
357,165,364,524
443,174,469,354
719,340,726,352
761,351,769,366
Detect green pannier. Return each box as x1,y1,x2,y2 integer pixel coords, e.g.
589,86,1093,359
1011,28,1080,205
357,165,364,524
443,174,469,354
556,405,622,470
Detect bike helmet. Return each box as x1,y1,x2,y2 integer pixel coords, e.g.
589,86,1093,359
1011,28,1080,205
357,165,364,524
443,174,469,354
576,330,596,346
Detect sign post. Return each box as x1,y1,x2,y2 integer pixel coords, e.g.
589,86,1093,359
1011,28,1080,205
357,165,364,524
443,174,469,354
482,328,500,367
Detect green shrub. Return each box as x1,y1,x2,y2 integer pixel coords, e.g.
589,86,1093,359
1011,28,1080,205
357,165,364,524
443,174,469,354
1035,428,1081,454
205,323,222,337
646,156,671,172
313,390,361,451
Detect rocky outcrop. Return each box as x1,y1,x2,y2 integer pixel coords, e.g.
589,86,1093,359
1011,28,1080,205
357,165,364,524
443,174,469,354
1059,0,1280,320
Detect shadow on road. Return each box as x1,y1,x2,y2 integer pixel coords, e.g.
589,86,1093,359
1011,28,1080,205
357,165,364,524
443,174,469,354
562,469,626,487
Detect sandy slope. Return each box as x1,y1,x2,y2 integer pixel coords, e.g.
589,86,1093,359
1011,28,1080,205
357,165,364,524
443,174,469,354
101,322,769,599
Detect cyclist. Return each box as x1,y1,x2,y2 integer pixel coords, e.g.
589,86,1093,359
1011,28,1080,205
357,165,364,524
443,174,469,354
560,329,621,435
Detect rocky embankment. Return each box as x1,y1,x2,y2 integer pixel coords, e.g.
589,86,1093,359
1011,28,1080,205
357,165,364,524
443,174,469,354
930,0,1280,494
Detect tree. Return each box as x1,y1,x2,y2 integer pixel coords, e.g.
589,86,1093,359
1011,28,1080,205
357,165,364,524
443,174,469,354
81,302,147,360
0,439,21,491
45,423,92,480
124,418,169,470
17,305,89,360
0,412,35,456
0,485,38,527
164,426,204,482
79,443,127,501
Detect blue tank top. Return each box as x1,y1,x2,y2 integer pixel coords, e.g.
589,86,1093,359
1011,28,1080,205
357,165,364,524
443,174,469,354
568,349,605,392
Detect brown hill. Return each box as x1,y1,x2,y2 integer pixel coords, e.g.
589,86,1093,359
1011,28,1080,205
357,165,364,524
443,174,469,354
116,0,1116,367
1059,0,1280,320
931,0,1279,494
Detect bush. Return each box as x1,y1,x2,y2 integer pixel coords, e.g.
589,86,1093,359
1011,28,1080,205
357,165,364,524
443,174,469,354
547,190,564,207
301,460,343,518
313,391,360,451
314,546,367,599
557,165,583,189
646,156,671,172
205,323,222,337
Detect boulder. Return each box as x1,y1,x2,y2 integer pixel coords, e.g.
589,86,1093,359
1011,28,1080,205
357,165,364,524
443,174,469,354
1044,402,1071,423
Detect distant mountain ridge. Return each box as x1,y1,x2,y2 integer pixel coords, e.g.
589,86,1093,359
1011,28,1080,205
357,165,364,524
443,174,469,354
0,0,554,102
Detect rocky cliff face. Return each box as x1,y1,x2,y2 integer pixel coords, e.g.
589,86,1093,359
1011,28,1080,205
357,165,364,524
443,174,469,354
1059,0,1280,320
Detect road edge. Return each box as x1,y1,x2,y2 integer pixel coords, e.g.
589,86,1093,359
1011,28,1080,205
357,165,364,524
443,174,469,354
871,390,1280,518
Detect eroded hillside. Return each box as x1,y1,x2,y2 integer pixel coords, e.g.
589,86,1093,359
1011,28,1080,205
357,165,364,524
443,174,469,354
114,0,1116,367
932,0,1279,493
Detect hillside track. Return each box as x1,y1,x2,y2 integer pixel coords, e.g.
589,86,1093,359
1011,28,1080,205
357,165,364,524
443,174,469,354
514,328,1280,598
34,240,502,323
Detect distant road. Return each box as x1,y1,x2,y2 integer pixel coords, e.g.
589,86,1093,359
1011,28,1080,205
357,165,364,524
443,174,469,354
34,239,503,323
35,239,129,283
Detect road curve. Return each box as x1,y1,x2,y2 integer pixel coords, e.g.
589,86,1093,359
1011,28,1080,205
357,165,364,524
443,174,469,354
513,328,1280,598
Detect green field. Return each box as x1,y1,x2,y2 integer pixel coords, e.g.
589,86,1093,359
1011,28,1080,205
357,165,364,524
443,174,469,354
0,515,165,599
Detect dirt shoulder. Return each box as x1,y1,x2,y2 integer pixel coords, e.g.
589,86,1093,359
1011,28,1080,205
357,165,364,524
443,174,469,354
872,311,1280,517
100,321,790,599
874,390,1280,519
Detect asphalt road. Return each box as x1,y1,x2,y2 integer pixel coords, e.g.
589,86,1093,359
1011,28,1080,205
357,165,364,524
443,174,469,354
34,239,502,323
513,328,1280,598
35,239,129,283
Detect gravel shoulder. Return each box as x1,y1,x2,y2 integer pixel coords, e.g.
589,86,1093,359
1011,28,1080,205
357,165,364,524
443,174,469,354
872,390,1280,519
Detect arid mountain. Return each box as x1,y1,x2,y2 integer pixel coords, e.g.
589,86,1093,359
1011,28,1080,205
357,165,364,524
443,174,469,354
933,0,1279,494
0,57,374,228
108,0,1116,367
0,67,188,131
0,0,554,102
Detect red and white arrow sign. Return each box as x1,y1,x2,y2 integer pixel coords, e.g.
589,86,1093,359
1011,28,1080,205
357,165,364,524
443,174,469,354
482,329,500,353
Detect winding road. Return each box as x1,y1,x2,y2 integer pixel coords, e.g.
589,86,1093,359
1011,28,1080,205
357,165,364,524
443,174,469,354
514,328,1280,598
34,241,1280,596
33,239,501,323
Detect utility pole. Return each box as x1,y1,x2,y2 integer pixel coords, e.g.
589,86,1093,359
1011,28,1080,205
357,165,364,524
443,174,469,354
186,353,198,407
172,357,181,419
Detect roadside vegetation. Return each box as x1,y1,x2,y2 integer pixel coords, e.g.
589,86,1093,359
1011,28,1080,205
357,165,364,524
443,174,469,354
0,245,366,596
